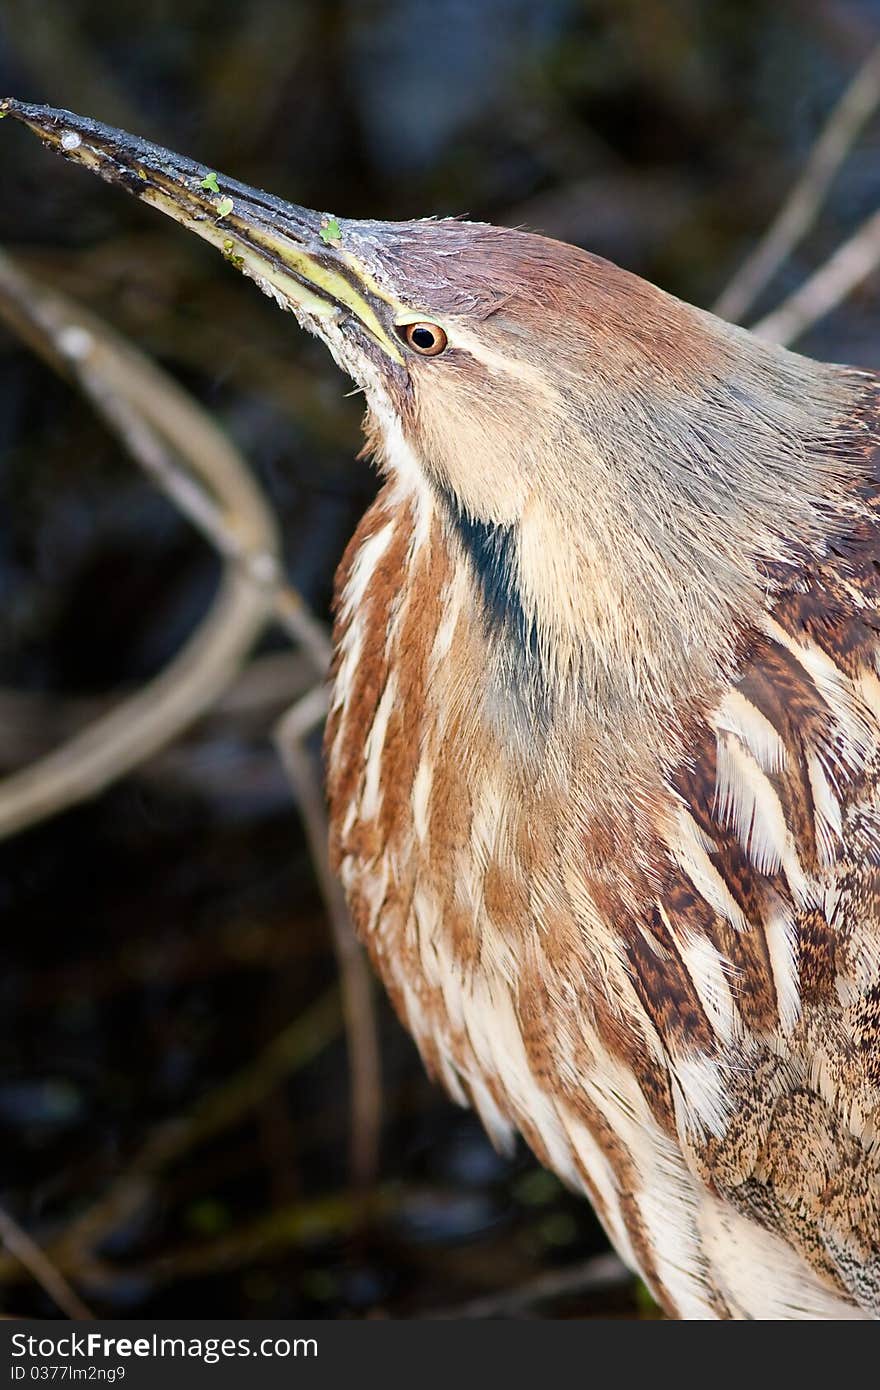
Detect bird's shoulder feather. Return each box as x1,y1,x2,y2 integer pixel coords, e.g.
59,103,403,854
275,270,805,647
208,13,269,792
640,395,880,1310
325,395,880,1315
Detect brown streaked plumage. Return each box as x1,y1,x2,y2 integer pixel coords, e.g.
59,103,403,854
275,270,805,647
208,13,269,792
6,98,880,1319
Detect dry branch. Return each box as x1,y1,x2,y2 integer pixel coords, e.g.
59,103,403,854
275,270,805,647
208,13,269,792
426,1250,631,1319
0,246,382,1237
751,205,880,346
129,1188,396,1287
0,252,280,838
0,651,316,770
714,42,880,322
0,990,341,1290
0,1204,94,1319
276,698,383,1192
0,256,332,675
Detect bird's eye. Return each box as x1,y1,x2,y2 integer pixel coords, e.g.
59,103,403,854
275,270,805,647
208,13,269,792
399,321,448,356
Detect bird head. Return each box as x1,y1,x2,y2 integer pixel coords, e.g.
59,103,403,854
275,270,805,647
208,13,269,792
3,99,869,728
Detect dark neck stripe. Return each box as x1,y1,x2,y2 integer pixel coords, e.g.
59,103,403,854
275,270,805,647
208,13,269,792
436,487,535,655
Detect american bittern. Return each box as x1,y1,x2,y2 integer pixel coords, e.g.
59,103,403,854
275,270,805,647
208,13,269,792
4,99,880,1320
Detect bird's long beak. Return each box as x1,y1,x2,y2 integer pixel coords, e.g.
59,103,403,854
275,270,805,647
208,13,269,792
1,97,403,363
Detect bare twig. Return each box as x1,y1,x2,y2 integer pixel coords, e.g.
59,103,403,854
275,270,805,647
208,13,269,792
751,205,880,346
0,651,316,769
426,1251,630,1319
714,42,880,322
0,256,269,837
0,252,332,671
0,1204,94,1319
276,698,383,1193
0,989,341,1289
0,252,331,840
0,252,377,1204
130,1187,396,1287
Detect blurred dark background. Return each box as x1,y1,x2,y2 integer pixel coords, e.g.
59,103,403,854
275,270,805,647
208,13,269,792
2,0,880,1320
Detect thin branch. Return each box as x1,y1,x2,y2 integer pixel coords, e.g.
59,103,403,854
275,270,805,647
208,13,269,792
0,252,332,670
750,205,880,346
713,42,880,323
275,699,384,1193
0,989,341,1289
0,252,375,1210
0,576,271,840
425,1251,631,1319
0,252,329,840
129,1187,396,1287
0,651,316,769
0,1204,94,1319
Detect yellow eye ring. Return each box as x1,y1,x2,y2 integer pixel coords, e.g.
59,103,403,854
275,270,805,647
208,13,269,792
400,321,448,356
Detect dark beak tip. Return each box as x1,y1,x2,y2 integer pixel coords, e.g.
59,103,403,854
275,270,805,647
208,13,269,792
1,97,64,140
1,97,52,122
2,98,348,280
